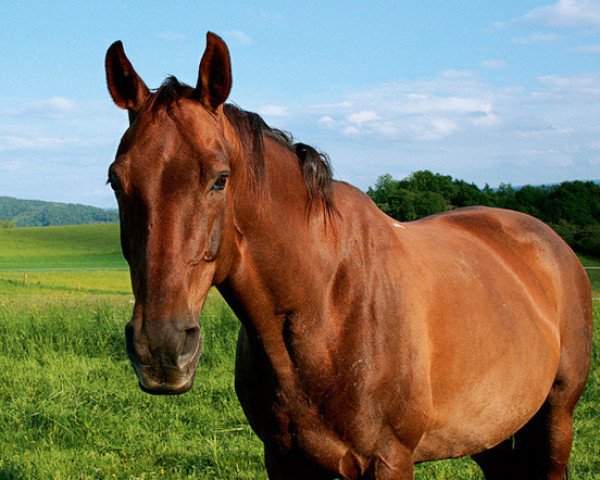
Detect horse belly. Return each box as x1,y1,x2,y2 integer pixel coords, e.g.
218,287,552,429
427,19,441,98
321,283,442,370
413,286,561,461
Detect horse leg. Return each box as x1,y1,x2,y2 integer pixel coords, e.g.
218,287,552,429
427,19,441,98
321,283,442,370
264,447,334,480
513,312,590,480
360,461,414,480
359,443,415,480
512,396,575,480
471,437,516,480
472,393,577,480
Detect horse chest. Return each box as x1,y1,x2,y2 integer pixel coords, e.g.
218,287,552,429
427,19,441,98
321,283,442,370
235,319,429,471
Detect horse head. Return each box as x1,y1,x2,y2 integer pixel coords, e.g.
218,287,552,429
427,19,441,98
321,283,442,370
105,33,238,394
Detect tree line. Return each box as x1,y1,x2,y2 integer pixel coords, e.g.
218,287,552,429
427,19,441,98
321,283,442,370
0,196,118,227
367,171,600,258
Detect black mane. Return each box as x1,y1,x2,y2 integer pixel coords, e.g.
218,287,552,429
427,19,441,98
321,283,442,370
150,76,334,212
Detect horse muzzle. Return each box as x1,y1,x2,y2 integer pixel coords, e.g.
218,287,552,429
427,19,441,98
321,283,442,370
125,320,202,395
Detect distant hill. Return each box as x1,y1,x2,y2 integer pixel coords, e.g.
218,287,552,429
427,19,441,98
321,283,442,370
0,196,118,227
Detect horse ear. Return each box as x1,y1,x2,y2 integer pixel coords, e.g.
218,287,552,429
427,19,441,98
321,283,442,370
105,41,150,111
194,32,232,111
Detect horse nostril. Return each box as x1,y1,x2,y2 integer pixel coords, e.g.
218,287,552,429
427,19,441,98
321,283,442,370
178,326,201,365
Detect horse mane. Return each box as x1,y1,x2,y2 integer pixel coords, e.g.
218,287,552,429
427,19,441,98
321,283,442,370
149,76,335,214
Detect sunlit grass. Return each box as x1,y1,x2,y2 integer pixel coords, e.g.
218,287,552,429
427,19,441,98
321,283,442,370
0,223,124,269
0,295,265,480
0,269,131,296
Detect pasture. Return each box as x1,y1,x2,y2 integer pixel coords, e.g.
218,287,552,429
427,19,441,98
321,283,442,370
0,225,597,479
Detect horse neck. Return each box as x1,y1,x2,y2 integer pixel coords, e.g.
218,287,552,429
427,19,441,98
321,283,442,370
219,135,337,328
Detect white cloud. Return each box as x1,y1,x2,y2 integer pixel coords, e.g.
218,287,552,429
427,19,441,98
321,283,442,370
343,126,360,136
512,33,564,44
0,159,24,172
371,122,398,137
348,110,380,124
471,112,502,127
414,118,460,140
291,64,600,188
480,59,508,70
46,97,75,112
257,104,289,117
439,70,474,80
0,136,65,152
538,73,600,95
574,44,600,53
401,95,493,115
522,0,600,28
228,30,253,46
318,115,335,127
307,71,504,142
4,96,77,118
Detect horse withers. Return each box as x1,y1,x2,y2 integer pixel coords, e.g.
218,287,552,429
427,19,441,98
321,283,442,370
105,32,592,479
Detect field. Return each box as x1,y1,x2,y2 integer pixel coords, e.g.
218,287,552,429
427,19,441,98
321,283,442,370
0,225,598,479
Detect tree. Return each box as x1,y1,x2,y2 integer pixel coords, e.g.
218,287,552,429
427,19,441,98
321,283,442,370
366,172,600,258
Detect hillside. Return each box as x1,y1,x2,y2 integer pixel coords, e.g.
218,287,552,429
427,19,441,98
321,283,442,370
0,196,118,227
0,223,125,269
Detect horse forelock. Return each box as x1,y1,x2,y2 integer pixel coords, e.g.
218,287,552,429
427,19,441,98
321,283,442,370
146,76,335,213
147,76,193,113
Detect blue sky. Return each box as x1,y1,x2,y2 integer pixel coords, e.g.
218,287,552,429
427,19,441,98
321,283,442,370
1,1,599,208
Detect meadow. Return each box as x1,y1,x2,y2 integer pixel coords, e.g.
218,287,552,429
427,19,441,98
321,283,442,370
0,225,597,479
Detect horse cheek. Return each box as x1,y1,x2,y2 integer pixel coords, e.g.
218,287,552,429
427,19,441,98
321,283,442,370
203,213,225,261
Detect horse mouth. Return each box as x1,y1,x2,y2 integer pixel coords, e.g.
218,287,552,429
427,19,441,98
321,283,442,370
138,378,194,395
134,362,198,395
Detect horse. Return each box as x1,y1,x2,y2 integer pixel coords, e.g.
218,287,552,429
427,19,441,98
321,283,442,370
105,32,592,479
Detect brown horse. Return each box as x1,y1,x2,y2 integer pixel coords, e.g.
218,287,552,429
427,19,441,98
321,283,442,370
105,33,592,479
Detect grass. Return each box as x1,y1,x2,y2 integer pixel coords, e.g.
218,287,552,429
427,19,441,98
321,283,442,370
0,224,124,269
0,295,264,480
580,254,600,297
0,224,129,298
0,224,597,479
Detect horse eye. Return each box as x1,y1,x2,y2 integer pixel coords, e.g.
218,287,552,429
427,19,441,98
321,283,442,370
107,170,121,192
211,173,229,191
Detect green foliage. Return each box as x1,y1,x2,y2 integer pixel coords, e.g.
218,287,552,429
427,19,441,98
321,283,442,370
368,172,600,256
0,219,15,228
0,196,118,227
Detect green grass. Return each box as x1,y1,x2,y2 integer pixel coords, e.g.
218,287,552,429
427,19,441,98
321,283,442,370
0,295,264,480
0,224,125,269
0,225,597,479
580,255,600,295
0,224,129,298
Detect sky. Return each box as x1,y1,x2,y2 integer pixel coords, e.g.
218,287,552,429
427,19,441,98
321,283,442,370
1,0,599,208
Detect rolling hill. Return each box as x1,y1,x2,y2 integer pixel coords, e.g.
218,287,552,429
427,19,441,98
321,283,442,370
0,196,118,227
